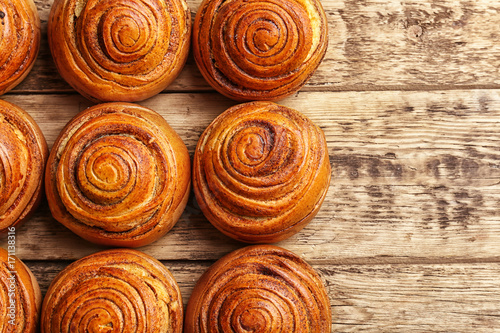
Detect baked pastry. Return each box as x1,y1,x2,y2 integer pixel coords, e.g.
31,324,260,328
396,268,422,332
48,0,191,102
45,102,190,247
0,0,41,95
185,245,331,332
0,247,42,332
193,101,330,243
41,249,183,332
0,100,48,234
192,0,328,101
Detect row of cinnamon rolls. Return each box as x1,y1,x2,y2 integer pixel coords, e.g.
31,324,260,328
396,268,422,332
1,0,327,101
1,245,331,332
0,100,330,245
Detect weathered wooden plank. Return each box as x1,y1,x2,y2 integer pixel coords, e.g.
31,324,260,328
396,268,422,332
25,260,500,332
1,90,499,262
327,263,500,332
10,0,500,94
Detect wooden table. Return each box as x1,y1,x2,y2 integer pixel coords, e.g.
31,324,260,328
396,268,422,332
2,0,500,331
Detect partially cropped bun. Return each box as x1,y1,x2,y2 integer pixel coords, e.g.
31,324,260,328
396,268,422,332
185,245,331,332
192,0,328,101
42,249,183,332
0,100,48,233
193,101,331,243
48,0,191,102
0,0,41,95
45,102,191,247
0,248,41,333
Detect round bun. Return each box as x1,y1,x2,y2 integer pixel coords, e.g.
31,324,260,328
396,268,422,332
42,249,183,332
0,0,41,95
0,247,42,333
45,102,191,247
193,101,330,243
48,0,191,102
185,245,331,332
0,100,48,233
192,0,328,101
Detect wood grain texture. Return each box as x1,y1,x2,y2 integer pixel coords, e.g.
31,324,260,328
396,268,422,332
1,90,499,262
9,0,500,93
25,260,500,332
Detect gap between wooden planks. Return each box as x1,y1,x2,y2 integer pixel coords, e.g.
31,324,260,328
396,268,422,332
21,0,500,93
1,90,499,264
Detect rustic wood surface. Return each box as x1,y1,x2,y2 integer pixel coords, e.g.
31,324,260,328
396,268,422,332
1,0,500,331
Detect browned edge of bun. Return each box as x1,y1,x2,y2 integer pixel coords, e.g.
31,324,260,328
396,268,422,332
45,102,191,247
185,245,332,332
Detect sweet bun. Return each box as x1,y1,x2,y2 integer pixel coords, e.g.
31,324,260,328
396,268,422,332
41,249,183,332
45,102,190,247
0,100,48,233
185,245,331,332
0,0,41,95
0,247,41,333
192,0,328,101
48,0,191,102
193,101,330,243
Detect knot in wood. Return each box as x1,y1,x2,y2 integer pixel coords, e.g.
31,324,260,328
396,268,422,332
407,25,423,39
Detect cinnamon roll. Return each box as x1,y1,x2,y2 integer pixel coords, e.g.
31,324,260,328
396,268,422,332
0,100,48,234
45,102,191,247
192,0,328,101
193,101,330,243
0,0,41,95
48,0,191,102
0,247,41,333
41,249,183,332
185,245,331,332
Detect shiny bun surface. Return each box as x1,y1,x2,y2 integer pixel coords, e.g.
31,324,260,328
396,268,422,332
41,249,183,332
46,102,191,247
0,247,41,333
0,100,48,233
48,0,191,102
0,0,41,95
192,0,328,101
193,101,330,243
185,245,331,332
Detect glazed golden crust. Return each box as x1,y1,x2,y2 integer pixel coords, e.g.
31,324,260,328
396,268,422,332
41,249,183,333
0,100,48,233
0,0,41,95
0,248,42,333
192,0,328,101
45,102,190,247
185,245,331,332
193,101,330,243
48,0,191,102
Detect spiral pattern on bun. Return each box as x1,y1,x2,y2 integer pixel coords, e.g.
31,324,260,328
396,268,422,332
48,0,191,102
185,245,331,332
193,102,330,243
193,0,328,101
0,100,48,233
0,0,40,95
45,102,190,247
42,249,183,333
0,248,41,333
